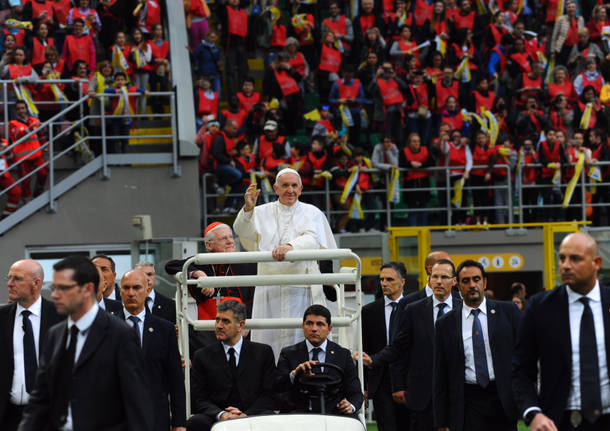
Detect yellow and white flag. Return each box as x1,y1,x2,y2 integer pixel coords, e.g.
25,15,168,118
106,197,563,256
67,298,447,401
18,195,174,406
349,192,364,219
454,57,471,83
340,166,359,204
388,166,400,203
451,177,464,208
579,103,593,129
562,152,584,207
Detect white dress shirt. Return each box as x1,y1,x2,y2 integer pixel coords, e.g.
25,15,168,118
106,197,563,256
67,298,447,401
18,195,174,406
61,302,100,431
10,296,42,405
566,281,610,413
384,295,403,344
222,336,244,366
462,298,495,384
98,298,106,310
432,294,453,325
146,289,156,313
123,308,146,345
106,288,117,301
425,285,433,297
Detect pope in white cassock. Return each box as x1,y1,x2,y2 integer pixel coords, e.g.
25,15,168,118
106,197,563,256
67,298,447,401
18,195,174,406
233,168,337,359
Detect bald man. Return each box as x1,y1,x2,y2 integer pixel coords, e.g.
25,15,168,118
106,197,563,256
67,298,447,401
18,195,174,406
0,260,62,430
118,270,186,431
513,232,610,431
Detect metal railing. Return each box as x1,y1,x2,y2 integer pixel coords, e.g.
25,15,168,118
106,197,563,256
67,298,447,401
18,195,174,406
0,90,179,234
174,249,364,422
200,161,610,228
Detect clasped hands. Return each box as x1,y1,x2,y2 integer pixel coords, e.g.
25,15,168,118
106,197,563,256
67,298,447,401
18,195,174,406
220,407,247,421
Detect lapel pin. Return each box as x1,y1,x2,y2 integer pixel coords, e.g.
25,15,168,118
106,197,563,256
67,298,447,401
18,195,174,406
157,305,161,309
331,350,334,354
491,309,496,314
149,327,154,332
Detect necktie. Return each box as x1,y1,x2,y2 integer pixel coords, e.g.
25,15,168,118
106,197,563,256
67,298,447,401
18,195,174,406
579,297,602,423
56,325,79,425
128,316,141,346
388,302,398,342
228,347,237,375
21,310,37,393
311,347,321,361
437,303,447,319
145,297,153,313
471,309,490,388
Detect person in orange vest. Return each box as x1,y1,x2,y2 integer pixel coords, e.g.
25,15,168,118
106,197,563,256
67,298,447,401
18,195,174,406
0,137,22,219
97,0,125,50
148,23,170,114
185,0,210,50
485,11,508,52
515,96,550,141
44,45,64,75
311,105,336,139
437,129,472,225
217,0,249,97
234,140,255,190
307,135,333,209
469,131,491,226
470,74,495,114
487,135,517,224
110,31,132,77
434,66,462,115
322,1,354,57
253,119,289,164
573,57,605,97
61,18,96,73
1,47,39,83
353,0,385,56
329,64,367,148
318,31,342,105
195,77,219,126
537,129,567,221
236,77,261,114
221,95,248,142
405,70,433,146
134,0,162,36
67,0,101,35
513,61,543,108
487,34,514,96
400,132,431,225
27,22,55,71
518,136,539,222
367,62,407,145
23,0,55,28
210,119,242,213
9,100,48,200
104,72,147,153
453,0,481,42
262,53,302,135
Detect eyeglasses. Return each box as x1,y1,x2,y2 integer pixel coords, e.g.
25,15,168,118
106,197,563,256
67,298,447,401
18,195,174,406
50,283,79,292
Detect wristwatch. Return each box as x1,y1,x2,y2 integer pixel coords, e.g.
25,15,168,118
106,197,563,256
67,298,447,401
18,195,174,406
524,410,541,426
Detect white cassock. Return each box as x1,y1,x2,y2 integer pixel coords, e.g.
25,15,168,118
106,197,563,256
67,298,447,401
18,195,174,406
233,199,337,359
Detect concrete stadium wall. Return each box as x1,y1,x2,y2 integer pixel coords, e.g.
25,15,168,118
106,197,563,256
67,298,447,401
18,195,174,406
0,159,201,303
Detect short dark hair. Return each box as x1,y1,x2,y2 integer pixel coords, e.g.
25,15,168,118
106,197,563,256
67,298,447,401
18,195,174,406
15,100,26,108
218,300,246,322
114,72,127,80
242,76,255,85
91,254,116,272
433,258,456,276
73,18,85,26
510,282,526,295
54,255,100,293
303,304,331,325
380,261,407,280
456,259,486,282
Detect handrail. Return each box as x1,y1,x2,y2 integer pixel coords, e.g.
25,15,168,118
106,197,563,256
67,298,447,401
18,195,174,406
176,249,365,423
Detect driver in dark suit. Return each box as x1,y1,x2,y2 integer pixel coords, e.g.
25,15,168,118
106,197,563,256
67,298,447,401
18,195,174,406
274,305,364,416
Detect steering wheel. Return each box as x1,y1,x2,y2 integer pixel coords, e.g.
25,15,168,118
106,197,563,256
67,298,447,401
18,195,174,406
296,362,344,415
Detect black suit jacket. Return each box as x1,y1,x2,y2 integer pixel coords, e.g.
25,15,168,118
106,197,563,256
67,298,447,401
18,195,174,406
433,299,521,431
117,310,186,431
151,291,176,324
191,339,276,421
394,294,462,411
512,284,610,427
0,298,63,423
18,308,153,431
274,340,364,414
361,298,389,398
102,297,123,316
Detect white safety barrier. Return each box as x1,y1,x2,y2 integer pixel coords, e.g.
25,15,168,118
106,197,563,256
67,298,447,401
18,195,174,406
175,249,364,424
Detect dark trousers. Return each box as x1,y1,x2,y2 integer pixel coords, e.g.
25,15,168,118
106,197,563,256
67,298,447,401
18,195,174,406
225,44,249,98
108,121,131,153
559,412,610,431
1,402,25,431
469,174,491,222
412,403,434,431
538,176,564,221
186,413,215,431
463,383,515,431
372,374,410,431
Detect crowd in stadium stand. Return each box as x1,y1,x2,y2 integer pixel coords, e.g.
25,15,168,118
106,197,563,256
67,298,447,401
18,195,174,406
193,0,610,231
0,0,170,218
